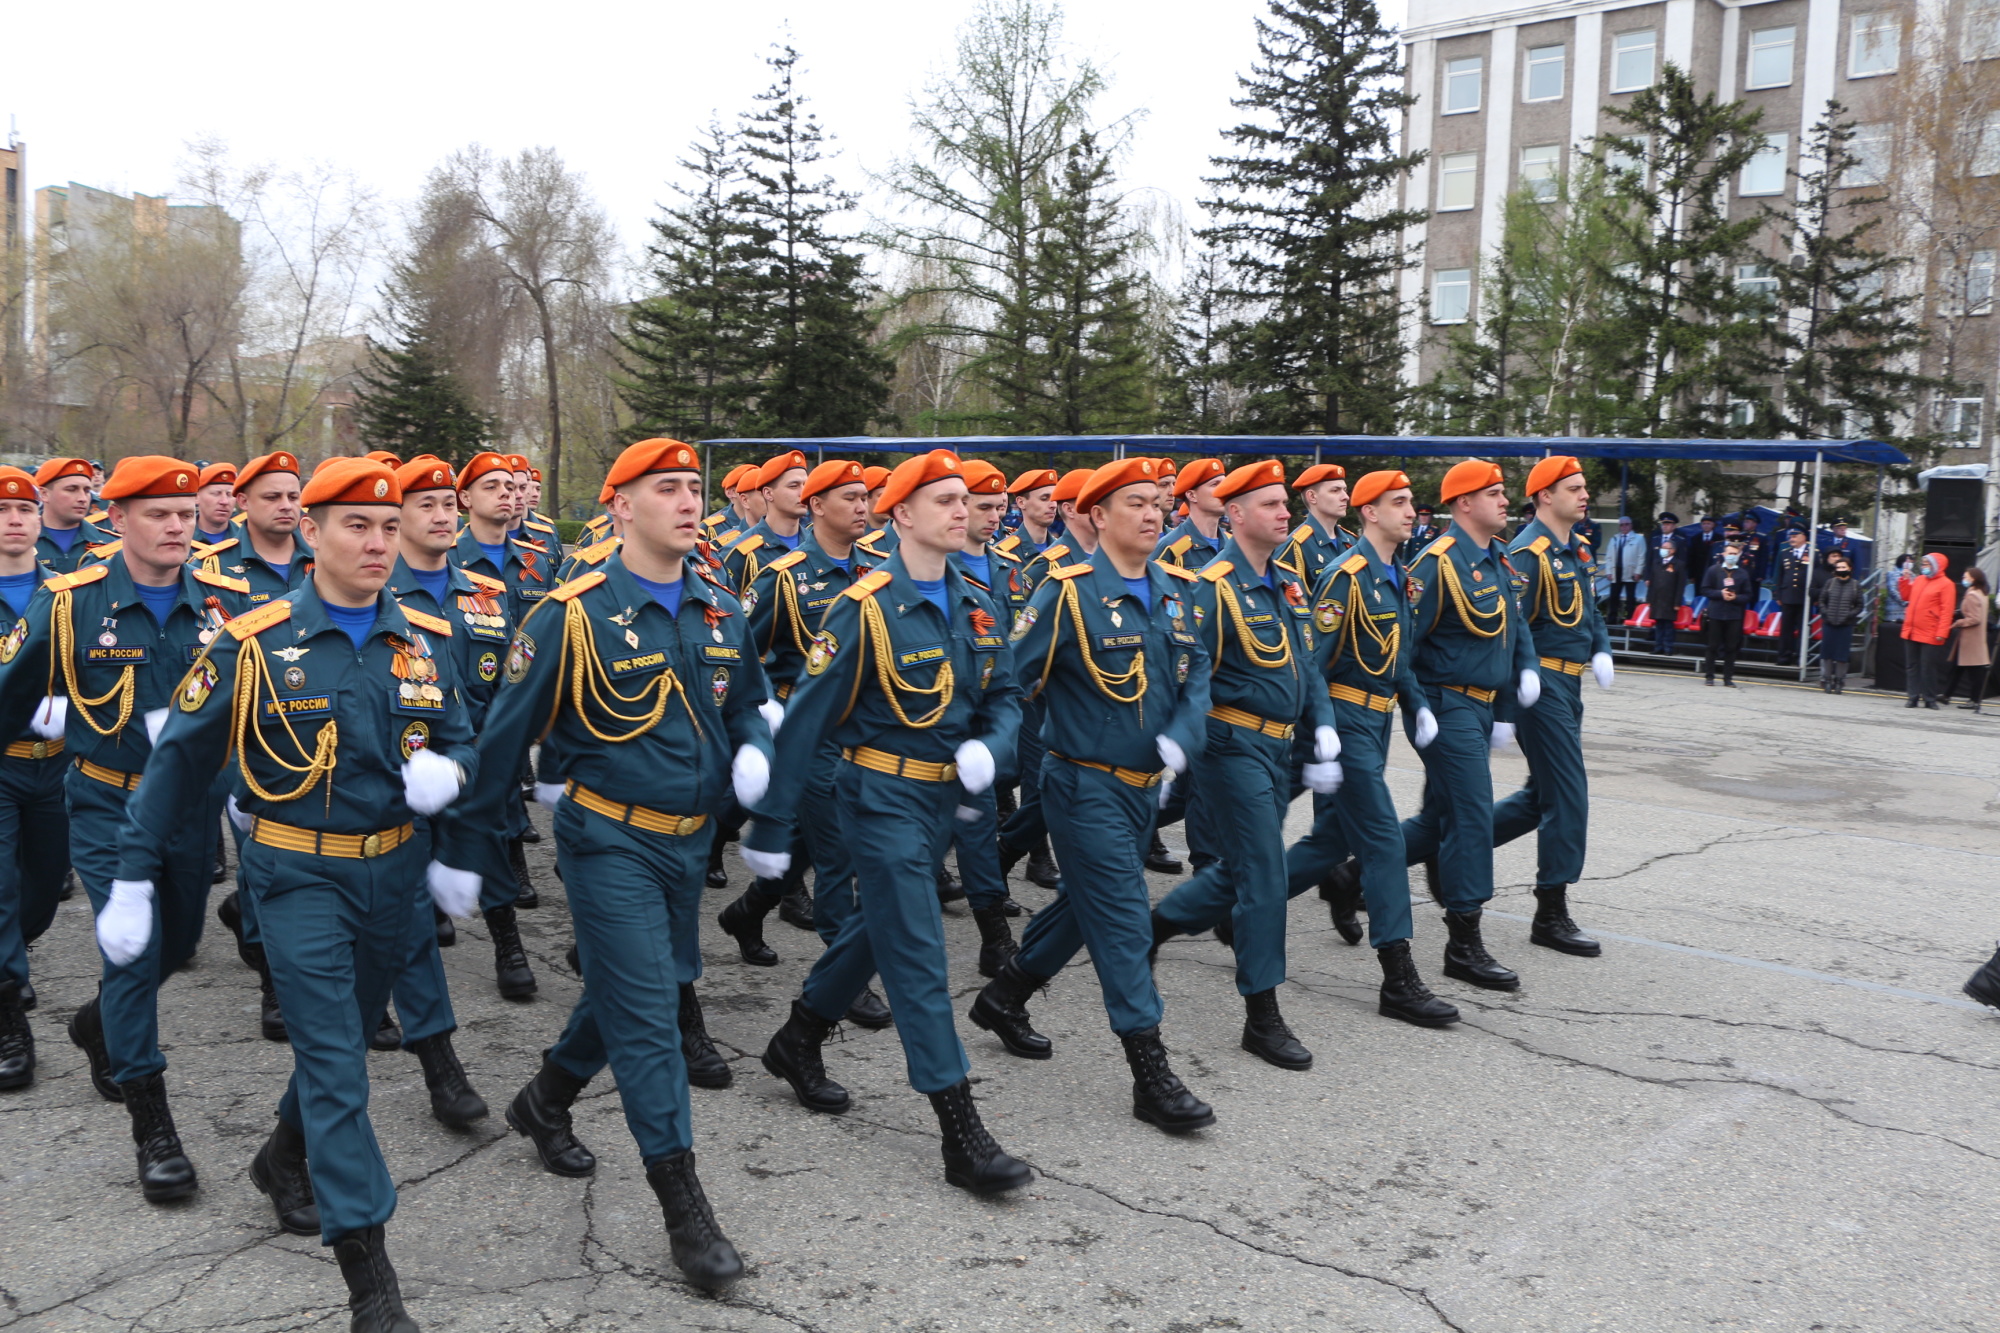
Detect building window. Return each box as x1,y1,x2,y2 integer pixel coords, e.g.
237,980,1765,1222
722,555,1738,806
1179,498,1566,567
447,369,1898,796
1727,399,1756,430
1432,268,1473,324
1437,152,1479,211
1850,13,1900,76
1611,30,1656,93
1948,396,1984,445
1969,111,2000,176
1747,26,1796,89
1843,123,1892,187
1972,251,1997,314
1444,56,1484,114
1966,0,2000,60
1524,44,1565,101
1735,263,1778,304
1740,134,1789,196
1521,145,1561,200
1602,135,1649,181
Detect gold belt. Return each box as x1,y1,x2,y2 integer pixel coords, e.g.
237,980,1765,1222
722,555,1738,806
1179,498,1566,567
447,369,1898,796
6,737,64,760
775,682,793,700
1443,684,1498,704
76,757,141,789
1328,683,1397,713
567,781,709,836
1207,705,1295,740
841,746,958,783
1538,656,1587,676
252,817,415,859
1050,751,1164,789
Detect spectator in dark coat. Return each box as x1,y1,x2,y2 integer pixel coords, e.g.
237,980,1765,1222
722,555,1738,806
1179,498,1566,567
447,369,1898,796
1645,518,1688,655
1773,528,1815,661
1816,557,1864,693
1699,541,1755,686
1684,516,1719,579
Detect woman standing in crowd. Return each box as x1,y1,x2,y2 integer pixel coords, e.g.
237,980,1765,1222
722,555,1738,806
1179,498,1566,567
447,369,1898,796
1816,558,1864,693
1698,539,1754,687
1946,568,1991,711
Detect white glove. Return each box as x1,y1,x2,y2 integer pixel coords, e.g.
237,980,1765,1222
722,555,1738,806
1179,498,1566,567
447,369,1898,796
1490,721,1518,751
955,739,995,794
534,781,566,811
956,804,982,822
1313,725,1341,763
1413,707,1439,749
758,699,785,737
1157,777,1174,811
97,879,154,966
226,794,253,832
1156,734,1188,776
1591,651,1615,690
1302,760,1344,794
144,707,168,745
30,696,65,739
741,847,790,879
1517,668,1542,709
425,861,480,918
732,745,770,807
401,749,463,815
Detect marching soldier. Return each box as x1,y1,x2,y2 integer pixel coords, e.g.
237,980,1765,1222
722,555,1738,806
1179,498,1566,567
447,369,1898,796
861,466,891,536
1276,462,1354,584
111,457,477,1328
1153,457,1226,572
0,457,253,1203
1489,456,1607,957
1149,460,1340,1070
33,458,113,574
999,467,1059,557
198,451,313,599
970,457,1219,1133
1395,460,1542,990
192,463,238,550
744,449,1034,1196
718,450,810,594
445,437,765,1290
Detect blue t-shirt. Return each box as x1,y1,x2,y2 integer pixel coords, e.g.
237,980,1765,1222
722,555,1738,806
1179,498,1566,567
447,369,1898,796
961,551,991,588
825,555,850,574
912,576,951,620
476,541,509,572
323,600,378,650
196,529,231,547
265,560,291,584
409,565,452,606
769,529,801,551
133,580,182,628
43,525,79,554
629,571,684,620
0,571,38,618
1122,576,1152,612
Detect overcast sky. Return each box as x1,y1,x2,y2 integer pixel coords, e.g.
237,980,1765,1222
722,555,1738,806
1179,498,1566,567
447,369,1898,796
10,0,1406,276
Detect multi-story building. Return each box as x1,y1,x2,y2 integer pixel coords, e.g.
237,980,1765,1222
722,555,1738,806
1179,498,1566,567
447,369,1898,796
0,134,24,429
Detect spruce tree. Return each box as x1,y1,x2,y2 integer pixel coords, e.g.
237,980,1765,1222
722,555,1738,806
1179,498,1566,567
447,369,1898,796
351,334,494,465
1202,0,1425,435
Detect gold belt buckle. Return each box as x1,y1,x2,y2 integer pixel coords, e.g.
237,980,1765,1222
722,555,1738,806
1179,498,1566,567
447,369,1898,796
30,741,47,760
362,833,383,858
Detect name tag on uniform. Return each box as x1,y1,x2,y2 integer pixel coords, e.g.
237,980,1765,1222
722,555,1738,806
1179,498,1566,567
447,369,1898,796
519,588,548,600
248,592,274,604
972,634,1006,650
610,649,668,676
1242,612,1275,625
391,691,447,716
804,596,835,612
1169,631,1198,645
85,645,148,664
263,694,332,718
700,644,740,662
1097,634,1144,649
1471,583,1500,598
897,644,947,668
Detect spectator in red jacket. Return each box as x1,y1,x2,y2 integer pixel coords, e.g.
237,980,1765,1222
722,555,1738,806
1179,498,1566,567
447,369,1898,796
1900,553,1957,709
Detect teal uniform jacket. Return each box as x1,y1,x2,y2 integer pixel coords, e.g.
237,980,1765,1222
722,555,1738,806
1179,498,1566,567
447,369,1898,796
35,518,112,575
1312,540,1426,708
747,529,877,700
201,531,315,606
387,556,510,728
1406,522,1539,708
1152,518,1224,573
1187,541,1334,733
1276,513,1354,587
950,540,1028,619
855,525,900,563
452,527,553,629
717,520,806,599
1508,518,1610,665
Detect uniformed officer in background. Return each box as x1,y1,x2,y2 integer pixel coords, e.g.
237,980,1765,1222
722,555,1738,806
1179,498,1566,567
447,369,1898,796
32,458,111,574
1401,504,1441,565
1153,457,1226,572
1000,467,1059,557
719,451,811,595
192,463,238,550
1276,462,1354,585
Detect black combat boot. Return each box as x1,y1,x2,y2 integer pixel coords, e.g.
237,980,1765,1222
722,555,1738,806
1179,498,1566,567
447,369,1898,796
777,882,816,931
1213,912,1235,949
1147,909,1181,967
928,1079,1033,1194
506,1054,596,1177
1144,831,1183,875
433,905,454,949
678,984,732,1089
119,1071,198,1202
705,835,729,889
17,979,32,1010
507,838,539,909
249,1116,319,1235
216,890,255,968
369,1009,403,1051
408,1032,488,1128
972,904,1018,979
332,1225,418,1333
1024,842,1060,889
1442,909,1520,990
717,884,781,966
68,994,122,1101
1965,945,2000,1009
1529,885,1602,956
645,1150,744,1290
212,832,228,884
1319,858,1365,945
845,987,893,1029
1241,989,1312,1071
936,866,966,905
256,956,287,1042
1421,858,1443,904
0,979,34,1090
1119,1027,1214,1133
1375,939,1460,1027
968,958,1053,1059
484,904,537,999
761,999,850,1113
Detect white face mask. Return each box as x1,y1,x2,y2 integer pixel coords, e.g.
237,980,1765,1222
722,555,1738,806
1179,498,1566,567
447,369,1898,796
1724,553,1739,568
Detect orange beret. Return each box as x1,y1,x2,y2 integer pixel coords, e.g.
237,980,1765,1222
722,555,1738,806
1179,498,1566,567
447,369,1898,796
310,456,347,477
802,458,866,501
1440,459,1506,505
365,450,403,468
598,482,616,506
102,456,199,502
862,466,891,491
1350,470,1412,509
961,460,1006,494
197,462,238,489
397,458,457,494
877,449,965,514
1051,468,1096,505
1215,458,1287,502
0,467,38,500
34,457,92,487
1079,457,1164,512
1007,467,1058,495
1155,457,1178,477
530,468,542,483
1293,463,1346,489
721,464,754,492
234,451,301,493
1525,455,1583,497
506,453,531,473
301,458,401,508
1172,457,1224,497
605,437,701,492
458,452,515,491
754,450,809,489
